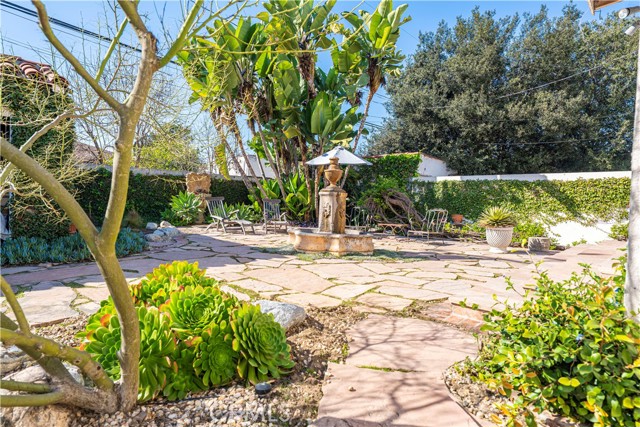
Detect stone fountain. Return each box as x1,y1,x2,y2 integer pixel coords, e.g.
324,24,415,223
289,156,374,256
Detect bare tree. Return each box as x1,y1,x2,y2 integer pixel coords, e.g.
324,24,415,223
0,0,241,413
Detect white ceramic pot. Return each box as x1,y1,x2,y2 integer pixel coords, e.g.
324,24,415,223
486,227,514,253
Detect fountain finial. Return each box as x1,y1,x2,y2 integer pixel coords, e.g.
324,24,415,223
324,157,343,187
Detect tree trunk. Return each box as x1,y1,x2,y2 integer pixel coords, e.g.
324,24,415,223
625,34,640,323
256,122,286,198
342,88,375,186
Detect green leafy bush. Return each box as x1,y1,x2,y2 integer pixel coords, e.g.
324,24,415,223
226,203,260,222
1,228,147,265
609,222,628,241
472,259,640,426
249,173,310,220
512,221,547,246
168,191,202,226
79,261,294,402
411,178,630,225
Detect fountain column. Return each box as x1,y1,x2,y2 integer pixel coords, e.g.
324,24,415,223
318,157,347,234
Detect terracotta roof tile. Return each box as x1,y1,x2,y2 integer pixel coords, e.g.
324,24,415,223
0,54,69,88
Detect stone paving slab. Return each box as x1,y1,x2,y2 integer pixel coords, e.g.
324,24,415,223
314,363,477,427
314,315,479,427
322,284,378,300
356,293,413,311
376,286,449,302
277,292,341,308
301,263,376,279
345,315,477,373
232,279,283,293
244,268,335,293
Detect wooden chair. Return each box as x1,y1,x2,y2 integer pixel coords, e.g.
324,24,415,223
407,208,448,242
263,199,288,233
205,196,255,235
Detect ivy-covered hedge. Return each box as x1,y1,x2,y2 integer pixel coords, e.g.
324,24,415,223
75,169,250,226
412,178,630,224
346,153,420,203
10,169,250,238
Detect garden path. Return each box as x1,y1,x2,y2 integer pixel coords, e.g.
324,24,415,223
1,229,625,426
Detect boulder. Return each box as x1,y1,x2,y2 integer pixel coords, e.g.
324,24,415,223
145,222,158,230
0,345,29,375
528,237,551,252
159,220,172,228
255,300,306,330
144,232,164,242
0,405,73,427
161,227,180,237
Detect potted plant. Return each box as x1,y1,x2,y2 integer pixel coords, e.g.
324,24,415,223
478,206,517,253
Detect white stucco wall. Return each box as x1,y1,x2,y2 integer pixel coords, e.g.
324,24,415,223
549,221,617,246
414,170,631,183
416,156,455,177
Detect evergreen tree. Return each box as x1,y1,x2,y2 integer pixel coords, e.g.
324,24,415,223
369,5,637,174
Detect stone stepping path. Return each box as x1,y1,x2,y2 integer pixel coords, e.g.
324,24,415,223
312,315,479,427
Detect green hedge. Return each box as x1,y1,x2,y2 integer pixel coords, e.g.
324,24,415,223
10,169,250,238
346,153,420,203
412,178,630,224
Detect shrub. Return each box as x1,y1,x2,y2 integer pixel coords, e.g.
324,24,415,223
609,222,629,241
1,228,147,265
472,259,640,426
80,261,294,402
122,209,145,229
168,191,202,226
226,202,260,222
512,221,547,246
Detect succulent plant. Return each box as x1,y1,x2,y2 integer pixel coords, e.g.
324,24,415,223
169,191,202,226
163,343,205,401
131,261,219,306
478,205,517,228
192,322,238,387
163,285,239,339
78,304,175,402
230,303,295,384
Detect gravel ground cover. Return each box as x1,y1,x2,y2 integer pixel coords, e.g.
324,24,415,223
31,306,365,427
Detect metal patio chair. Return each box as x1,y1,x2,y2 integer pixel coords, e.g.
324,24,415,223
263,199,289,233
347,206,374,232
205,196,255,235
407,208,448,243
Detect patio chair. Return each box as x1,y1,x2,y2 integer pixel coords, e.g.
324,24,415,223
347,206,374,232
205,196,255,235
263,199,289,233
407,208,448,242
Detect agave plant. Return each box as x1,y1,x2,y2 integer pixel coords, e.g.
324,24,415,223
170,191,202,226
231,303,295,384
78,304,175,403
193,322,238,387
478,206,517,228
163,285,239,339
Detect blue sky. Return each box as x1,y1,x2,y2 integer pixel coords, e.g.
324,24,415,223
1,0,634,130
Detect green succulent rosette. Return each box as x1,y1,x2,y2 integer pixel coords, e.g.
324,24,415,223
192,322,238,387
230,303,295,384
162,284,239,339
164,342,206,401
79,305,175,403
131,260,220,306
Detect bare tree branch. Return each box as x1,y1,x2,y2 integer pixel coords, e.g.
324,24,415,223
31,0,122,113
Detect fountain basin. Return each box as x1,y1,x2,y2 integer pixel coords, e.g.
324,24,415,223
289,228,374,256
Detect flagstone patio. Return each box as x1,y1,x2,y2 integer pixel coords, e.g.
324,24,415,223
1,227,625,328
0,228,625,426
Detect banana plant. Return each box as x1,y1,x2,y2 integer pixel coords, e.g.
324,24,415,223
260,0,340,99
336,0,411,157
